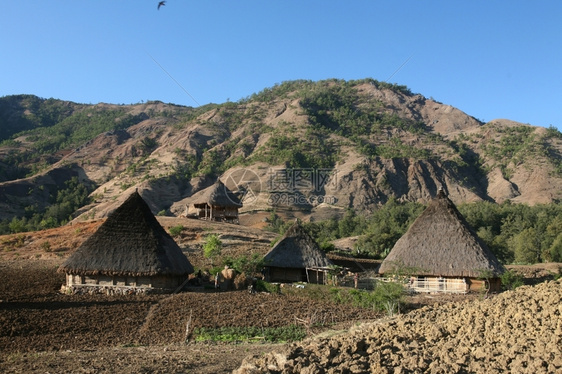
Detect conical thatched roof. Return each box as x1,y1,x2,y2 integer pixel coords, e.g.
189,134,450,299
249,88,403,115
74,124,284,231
264,222,333,269
59,191,194,277
192,180,242,207
379,190,504,278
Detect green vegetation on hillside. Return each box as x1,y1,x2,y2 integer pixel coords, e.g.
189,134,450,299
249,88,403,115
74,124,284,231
250,132,338,169
295,199,562,266
459,201,562,264
238,79,435,165
0,95,194,181
0,95,82,141
4,109,148,163
0,177,94,235
455,123,562,179
298,79,421,137
1,80,561,254
303,200,425,258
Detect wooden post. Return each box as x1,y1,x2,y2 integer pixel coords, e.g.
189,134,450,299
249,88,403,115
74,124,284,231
174,277,190,293
184,309,193,343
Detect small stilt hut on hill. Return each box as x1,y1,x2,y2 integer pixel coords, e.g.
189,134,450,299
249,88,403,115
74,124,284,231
263,221,333,284
58,190,194,294
192,180,242,223
379,189,505,293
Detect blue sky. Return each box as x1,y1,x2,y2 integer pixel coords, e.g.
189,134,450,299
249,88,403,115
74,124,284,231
2,1,562,129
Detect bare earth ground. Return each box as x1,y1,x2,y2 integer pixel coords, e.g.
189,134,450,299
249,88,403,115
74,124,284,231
0,259,382,373
1,222,561,373
1,259,560,373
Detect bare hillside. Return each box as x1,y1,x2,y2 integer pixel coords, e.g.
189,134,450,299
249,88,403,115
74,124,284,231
1,80,561,225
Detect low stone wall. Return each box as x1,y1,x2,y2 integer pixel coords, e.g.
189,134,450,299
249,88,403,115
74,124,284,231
60,284,166,295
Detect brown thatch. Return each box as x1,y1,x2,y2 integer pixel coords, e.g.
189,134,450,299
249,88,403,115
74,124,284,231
263,222,333,269
379,189,504,278
59,191,194,277
192,180,242,208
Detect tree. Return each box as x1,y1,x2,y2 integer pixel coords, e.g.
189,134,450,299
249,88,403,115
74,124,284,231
203,234,222,266
338,209,358,237
549,233,562,262
266,211,290,234
224,253,265,277
511,228,540,264
8,217,27,234
500,270,524,291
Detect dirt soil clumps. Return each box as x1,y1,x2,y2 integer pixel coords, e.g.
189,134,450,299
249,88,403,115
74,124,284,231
1,257,561,373
235,279,562,374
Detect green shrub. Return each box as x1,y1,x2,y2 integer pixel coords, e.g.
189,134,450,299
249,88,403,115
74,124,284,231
40,241,52,252
255,280,280,293
327,282,404,316
372,281,404,316
203,234,222,266
500,270,524,290
223,253,265,277
168,225,184,237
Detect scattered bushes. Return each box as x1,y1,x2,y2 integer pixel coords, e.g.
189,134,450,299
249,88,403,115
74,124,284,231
280,281,404,316
0,176,94,235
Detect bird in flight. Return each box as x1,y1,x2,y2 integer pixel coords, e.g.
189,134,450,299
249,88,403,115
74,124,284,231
158,1,166,10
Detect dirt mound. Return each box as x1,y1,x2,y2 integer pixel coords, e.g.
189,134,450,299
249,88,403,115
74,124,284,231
235,280,562,373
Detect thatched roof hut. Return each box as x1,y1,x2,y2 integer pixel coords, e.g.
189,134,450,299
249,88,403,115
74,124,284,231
379,189,504,293
263,221,333,283
59,191,194,293
192,180,242,223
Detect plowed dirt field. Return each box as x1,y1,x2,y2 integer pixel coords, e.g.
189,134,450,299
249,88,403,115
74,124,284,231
0,250,560,373
0,259,382,373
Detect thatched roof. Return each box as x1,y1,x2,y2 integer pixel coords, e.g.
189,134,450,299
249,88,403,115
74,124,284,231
59,191,194,277
192,180,242,207
263,222,333,269
379,189,504,278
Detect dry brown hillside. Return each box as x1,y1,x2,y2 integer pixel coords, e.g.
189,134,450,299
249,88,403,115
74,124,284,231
1,80,561,225
0,216,277,270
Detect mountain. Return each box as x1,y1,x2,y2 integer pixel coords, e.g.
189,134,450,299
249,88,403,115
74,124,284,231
1,79,561,230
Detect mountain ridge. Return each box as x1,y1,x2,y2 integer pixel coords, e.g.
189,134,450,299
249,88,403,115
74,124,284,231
1,79,561,230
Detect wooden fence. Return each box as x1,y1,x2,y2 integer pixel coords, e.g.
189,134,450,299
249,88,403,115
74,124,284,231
408,278,468,294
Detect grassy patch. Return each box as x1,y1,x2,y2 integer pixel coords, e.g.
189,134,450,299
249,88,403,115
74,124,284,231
193,325,306,343
281,281,405,316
